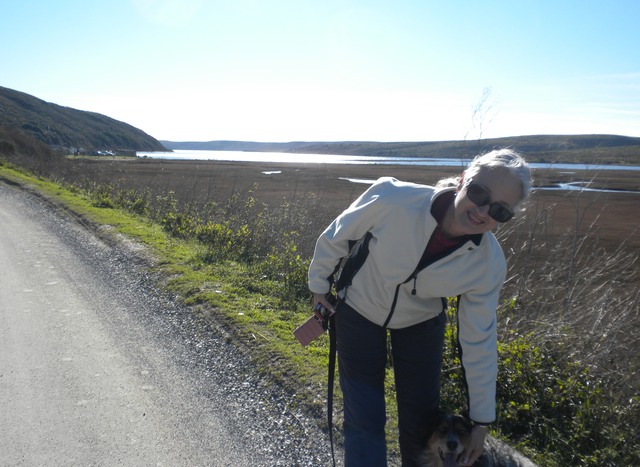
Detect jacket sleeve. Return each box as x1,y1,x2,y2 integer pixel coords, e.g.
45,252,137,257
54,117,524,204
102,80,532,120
308,177,392,294
457,251,506,424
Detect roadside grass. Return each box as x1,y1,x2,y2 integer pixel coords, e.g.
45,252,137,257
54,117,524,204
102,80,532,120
2,160,639,466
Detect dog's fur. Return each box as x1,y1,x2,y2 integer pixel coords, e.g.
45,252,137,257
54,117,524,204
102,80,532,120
419,414,538,467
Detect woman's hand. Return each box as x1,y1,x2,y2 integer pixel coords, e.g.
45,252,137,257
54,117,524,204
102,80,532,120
313,292,336,315
461,424,488,466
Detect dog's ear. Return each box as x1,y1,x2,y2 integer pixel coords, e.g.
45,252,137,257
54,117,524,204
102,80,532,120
426,410,446,433
455,412,473,428
453,414,473,432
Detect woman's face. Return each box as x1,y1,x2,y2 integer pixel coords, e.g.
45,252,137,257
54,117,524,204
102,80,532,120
451,167,522,236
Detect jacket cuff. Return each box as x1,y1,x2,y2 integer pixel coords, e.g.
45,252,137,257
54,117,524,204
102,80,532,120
472,420,494,427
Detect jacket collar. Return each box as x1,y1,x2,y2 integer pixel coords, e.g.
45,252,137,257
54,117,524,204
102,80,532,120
431,188,484,247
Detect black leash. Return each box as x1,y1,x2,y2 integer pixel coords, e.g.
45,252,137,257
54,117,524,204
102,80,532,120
327,314,337,467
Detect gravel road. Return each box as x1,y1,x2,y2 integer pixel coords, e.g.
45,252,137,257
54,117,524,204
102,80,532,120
0,180,337,466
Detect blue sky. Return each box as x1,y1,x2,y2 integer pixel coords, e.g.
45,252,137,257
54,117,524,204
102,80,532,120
2,0,639,142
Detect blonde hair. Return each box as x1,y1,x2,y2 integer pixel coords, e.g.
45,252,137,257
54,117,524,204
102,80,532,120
436,148,532,209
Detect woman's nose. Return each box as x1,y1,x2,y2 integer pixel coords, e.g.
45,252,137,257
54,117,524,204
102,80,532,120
476,204,490,216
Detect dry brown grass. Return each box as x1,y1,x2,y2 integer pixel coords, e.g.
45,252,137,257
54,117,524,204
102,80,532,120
61,157,640,249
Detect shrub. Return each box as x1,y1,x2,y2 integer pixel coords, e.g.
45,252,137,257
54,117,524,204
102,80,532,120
440,299,640,466
0,139,16,154
196,220,237,262
115,188,151,216
255,233,311,308
89,182,117,208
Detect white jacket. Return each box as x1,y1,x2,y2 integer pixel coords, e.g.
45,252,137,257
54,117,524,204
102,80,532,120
308,177,505,423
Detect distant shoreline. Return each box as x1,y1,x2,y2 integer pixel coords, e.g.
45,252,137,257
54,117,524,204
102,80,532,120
158,134,640,166
137,149,640,172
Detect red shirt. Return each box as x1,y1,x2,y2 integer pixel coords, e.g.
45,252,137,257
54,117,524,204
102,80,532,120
421,191,463,264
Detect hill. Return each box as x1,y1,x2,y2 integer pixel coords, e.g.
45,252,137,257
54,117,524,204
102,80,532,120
162,134,640,165
0,86,166,153
2,84,637,165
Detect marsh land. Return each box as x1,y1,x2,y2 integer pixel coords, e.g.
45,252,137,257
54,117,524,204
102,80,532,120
69,157,640,252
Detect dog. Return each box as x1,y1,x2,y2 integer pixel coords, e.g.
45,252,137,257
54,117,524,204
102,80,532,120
419,413,538,467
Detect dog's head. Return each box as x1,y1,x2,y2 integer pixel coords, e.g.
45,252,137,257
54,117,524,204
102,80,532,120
426,413,472,467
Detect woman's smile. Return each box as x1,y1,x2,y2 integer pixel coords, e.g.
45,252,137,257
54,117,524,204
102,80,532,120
467,209,487,226
442,166,522,238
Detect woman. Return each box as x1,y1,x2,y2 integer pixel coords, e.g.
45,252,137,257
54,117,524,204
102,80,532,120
308,149,532,466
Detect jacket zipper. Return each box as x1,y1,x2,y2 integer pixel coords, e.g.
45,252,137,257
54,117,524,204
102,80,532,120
383,284,403,328
382,272,420,328
381,238,478,328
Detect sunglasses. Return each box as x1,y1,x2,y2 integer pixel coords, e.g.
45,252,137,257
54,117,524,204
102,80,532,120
464,178,514,223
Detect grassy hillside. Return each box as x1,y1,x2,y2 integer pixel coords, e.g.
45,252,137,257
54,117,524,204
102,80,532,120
3,84,638,166
162,134,640,165
0,126,66,173
0,86,167,153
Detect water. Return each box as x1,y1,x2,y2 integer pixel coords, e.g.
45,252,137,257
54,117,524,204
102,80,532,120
137,149,640,172
136,150,640,193
137,150,467,167
535,182,636,193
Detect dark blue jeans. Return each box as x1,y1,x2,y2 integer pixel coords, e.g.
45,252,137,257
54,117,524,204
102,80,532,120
335,301,445,467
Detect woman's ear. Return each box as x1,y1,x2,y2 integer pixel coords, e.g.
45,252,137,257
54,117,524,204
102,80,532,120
456,172,466,191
